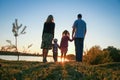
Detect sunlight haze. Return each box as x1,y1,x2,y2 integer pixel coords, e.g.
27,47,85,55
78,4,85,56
0,0,120,55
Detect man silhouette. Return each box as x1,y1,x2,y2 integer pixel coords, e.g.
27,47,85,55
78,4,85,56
72,14,87,62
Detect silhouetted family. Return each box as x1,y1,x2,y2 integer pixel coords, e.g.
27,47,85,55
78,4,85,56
41,14,87,63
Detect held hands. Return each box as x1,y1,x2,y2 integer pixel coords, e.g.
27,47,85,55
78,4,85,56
71,34,75,41
71,37,75,41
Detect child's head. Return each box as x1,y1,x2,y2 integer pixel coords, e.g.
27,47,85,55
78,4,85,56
54,38,58,43
62,30,70,37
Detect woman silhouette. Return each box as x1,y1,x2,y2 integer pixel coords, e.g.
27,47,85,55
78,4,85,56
41,15,55,62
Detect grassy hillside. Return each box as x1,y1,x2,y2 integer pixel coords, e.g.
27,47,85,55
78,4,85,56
0,60,120,80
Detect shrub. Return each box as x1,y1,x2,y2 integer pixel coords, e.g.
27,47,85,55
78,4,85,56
103,46,120,62
66,54,75,61
83,45,115,65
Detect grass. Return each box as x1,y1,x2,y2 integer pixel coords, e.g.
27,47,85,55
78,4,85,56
0,59,120,80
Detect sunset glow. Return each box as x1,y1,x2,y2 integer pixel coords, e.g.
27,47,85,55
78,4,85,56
0,0,120,55
57,57,69,63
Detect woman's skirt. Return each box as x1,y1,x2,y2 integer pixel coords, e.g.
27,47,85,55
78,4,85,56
41,33,53,50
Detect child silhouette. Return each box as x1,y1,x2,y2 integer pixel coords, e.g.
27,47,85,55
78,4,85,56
52,38,60,62
60,30,73,62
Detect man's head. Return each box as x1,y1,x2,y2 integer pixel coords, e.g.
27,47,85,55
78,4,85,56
77,14,82,19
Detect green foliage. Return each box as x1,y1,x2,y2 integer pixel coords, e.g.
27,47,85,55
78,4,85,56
103,46,120,62
0,60,120,80
83,45,113,65
83,45,120,65
66,54,75,60
100,50,113,63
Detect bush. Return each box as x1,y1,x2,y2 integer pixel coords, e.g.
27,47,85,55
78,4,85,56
103,46,120,62
66,54,75,61
83,45,114,65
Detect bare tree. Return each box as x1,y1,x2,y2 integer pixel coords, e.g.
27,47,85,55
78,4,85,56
12,19,27,60
1,40,16,51
23,44,33,53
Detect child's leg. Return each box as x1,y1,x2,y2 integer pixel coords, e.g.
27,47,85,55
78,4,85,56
64,52,66,61
53,52,55,62
55,52,58,62
54,52,58,62
63,48,67,61
61,53,63,61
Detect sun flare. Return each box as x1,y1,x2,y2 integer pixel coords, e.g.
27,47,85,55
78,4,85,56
57,57,69,62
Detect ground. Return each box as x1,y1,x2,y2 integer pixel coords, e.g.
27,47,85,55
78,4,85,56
0,60,120,80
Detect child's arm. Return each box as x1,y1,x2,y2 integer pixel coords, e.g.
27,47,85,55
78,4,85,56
68,37,74,42
57,44,60,49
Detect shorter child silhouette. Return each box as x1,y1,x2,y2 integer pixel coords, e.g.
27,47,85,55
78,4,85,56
60,30,73,62
52,38,60,62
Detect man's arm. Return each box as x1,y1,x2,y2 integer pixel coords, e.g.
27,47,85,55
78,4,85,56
84,24,87,37
72,27,75,39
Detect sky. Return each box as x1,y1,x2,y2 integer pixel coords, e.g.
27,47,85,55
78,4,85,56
0,0,120,55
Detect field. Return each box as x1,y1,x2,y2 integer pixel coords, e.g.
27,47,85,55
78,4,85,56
0,59,120,80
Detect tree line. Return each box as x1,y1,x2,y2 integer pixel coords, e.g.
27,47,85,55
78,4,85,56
66,45,120,65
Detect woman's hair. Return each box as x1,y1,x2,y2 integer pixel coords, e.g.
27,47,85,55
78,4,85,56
46,15,54,23
62,30,70,37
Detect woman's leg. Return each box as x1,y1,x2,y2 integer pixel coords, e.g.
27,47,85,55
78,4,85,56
43,49,48,62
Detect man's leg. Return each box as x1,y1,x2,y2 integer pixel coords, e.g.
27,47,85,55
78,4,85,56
75,38,84,62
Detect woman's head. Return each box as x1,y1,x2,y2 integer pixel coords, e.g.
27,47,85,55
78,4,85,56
46,15,54,23
62,30,70,37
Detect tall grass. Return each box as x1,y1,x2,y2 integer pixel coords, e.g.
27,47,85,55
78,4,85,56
0,59,120,80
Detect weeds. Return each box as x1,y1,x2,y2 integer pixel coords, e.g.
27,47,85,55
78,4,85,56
0,60,120,80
